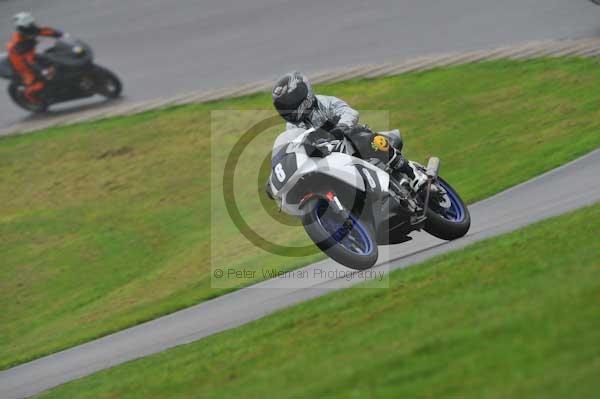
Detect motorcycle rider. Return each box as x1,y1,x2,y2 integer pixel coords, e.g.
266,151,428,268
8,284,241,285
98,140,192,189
272,71,428,193
7,12,64,104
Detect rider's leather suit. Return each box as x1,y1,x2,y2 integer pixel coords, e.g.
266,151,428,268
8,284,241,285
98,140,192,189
285,95,407,170
7,26,62,103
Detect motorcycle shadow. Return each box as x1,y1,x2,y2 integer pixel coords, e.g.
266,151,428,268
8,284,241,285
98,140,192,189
18,96,126,124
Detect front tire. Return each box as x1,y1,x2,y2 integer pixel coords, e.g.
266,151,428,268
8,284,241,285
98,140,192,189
302,198,378,270
424,177,471,240
8,82,48,113
92,65,122,99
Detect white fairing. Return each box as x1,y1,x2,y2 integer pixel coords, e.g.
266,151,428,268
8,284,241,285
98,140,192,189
269,128,390,216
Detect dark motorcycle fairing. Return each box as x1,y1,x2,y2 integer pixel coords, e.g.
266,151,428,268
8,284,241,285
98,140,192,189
1,37,121,110
0,54,15,80
40,39,94,69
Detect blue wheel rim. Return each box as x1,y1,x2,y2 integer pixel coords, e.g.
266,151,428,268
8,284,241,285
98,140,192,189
315,201,374,256
436,180,466,223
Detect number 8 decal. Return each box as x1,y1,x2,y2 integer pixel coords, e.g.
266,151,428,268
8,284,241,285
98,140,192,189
274,163,286,182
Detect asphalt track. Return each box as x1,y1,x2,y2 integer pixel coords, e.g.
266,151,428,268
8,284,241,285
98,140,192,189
0,0,600,130
0,148,599,398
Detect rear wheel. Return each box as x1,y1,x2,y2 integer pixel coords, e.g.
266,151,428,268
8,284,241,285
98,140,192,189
424,177,471,240
302,198,378,270
92,65,122,98
8,82,48,113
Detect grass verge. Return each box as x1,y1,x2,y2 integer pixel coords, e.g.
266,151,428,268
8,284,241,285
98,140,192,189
38,203,600,398
1,57,600,369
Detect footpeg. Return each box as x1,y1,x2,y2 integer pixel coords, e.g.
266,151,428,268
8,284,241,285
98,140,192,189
410,214,427,227
390,180,421,214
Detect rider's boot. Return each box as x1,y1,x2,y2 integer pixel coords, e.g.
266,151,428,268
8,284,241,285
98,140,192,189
24,81,45,104
388,150,428,193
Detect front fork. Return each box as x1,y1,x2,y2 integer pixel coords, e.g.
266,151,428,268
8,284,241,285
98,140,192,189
396,157,440,229
409,157,441,226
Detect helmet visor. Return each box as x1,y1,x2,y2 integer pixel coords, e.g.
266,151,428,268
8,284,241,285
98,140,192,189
275,95,314,123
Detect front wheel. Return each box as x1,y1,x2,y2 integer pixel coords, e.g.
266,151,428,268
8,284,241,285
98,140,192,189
8,82,48,113
301,198,378,270
92,65,122,99
424,176,471,240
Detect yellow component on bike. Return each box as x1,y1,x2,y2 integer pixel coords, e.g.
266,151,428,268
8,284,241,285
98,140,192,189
371,135,389,152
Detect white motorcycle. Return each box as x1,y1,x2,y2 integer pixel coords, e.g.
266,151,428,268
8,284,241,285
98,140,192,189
267,127,471,270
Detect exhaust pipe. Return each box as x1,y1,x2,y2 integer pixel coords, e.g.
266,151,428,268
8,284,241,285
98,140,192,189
420,157,441,220
426,157,440,179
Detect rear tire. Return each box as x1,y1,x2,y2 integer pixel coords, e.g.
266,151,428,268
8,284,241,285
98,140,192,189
424,177,471,240
93,65,122,99
8,82,48,113
302,198,378,270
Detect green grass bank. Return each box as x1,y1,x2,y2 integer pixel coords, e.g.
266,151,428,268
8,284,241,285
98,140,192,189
39,203,600,398
1,57,599,369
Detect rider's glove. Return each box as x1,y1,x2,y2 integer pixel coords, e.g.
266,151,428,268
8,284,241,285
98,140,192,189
329,124,351,140
305,138,335,158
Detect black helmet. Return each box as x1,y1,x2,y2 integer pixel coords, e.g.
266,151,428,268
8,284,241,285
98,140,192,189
272,71,315,123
